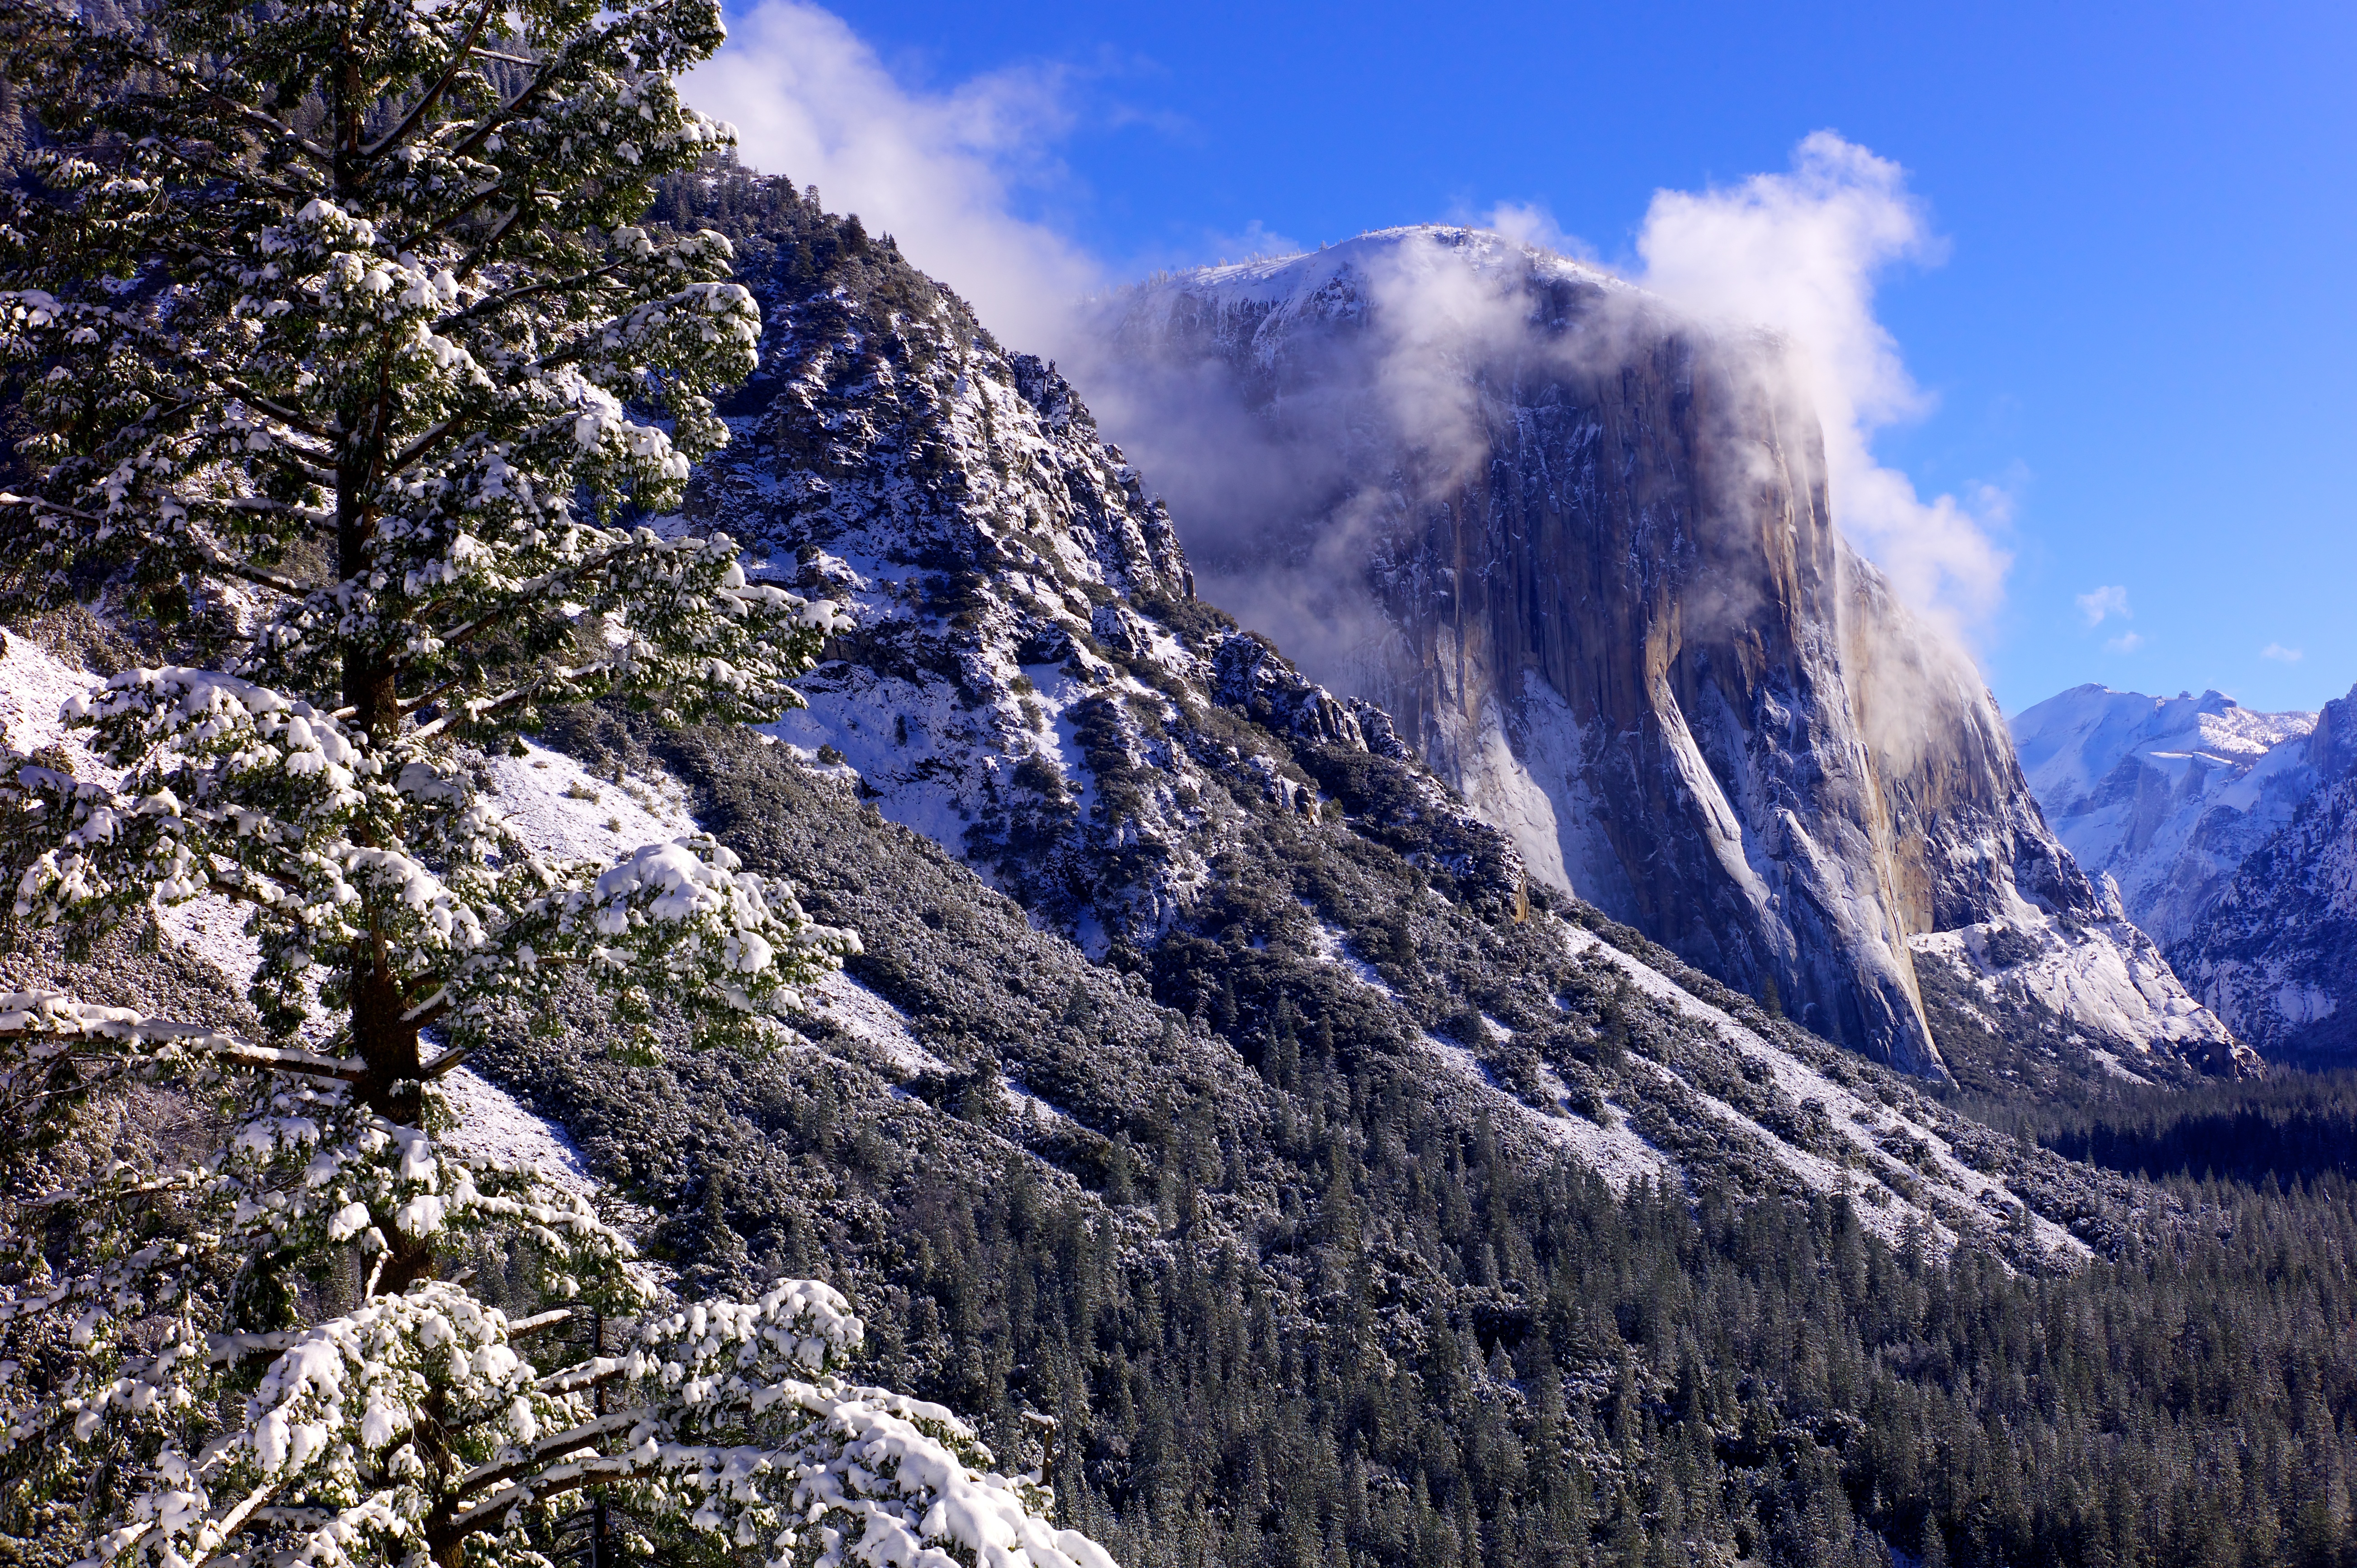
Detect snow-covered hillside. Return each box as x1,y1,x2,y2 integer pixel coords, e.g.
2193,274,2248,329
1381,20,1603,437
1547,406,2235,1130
2010,678,2357,1063
2011,685,2319,946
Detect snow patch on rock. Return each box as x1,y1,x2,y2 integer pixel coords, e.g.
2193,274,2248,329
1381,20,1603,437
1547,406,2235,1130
806,969,947,1076
1907,903,2251,1071
484,739,697,866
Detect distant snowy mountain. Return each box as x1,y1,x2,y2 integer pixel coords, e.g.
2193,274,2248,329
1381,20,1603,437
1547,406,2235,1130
2168,688,2357,1063
1082,226,2245,1080
2011,685,2319,947
2013,680,2357,1064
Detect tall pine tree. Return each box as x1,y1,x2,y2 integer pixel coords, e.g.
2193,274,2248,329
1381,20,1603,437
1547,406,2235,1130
0,2,1115,1564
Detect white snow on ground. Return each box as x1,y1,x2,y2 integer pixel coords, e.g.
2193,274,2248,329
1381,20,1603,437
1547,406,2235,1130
1526,1062,1671,1193
1003,1076,1079,1128
807,969,946,1074
440,1066,600,1200
1299,907,1674,1191
1559,920,2088,1258
2089,1048,2154,1086
0,629,101,760
483,739,697,865
1304,916,1392,993
0,632,277,1016
1421,1030,1671,1195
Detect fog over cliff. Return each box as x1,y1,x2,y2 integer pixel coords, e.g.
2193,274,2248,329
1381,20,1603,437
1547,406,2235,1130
1066,224,2240,1077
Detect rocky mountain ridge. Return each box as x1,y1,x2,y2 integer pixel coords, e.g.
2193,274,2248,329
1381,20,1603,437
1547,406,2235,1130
1082,227,2245,1081
6,159,2344,1568
2011,684,2321,947
2012,679,2357,1063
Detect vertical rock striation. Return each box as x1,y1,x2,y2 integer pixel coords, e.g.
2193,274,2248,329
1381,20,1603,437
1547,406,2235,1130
1086,227,2244,1077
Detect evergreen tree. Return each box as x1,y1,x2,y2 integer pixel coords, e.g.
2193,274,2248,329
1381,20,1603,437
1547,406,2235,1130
0,2,1113,1564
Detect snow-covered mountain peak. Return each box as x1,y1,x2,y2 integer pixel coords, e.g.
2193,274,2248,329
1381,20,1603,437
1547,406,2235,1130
1155,224,1632,305
2013,684,2316,807
2012,682,2323,951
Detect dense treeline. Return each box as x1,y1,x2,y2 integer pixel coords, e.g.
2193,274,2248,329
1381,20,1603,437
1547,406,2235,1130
1989,1069,2357,1188
489,720,2357,1568
596,1004,2357,1568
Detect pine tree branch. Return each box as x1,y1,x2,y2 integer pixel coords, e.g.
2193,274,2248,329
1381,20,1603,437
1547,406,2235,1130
434,258,628,334
358,0,504,165
451,1408,642,1503
104,37,336,170
0,994,368,1082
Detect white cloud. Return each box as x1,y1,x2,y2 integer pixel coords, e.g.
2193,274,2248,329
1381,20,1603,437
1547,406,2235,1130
1634,132,2009,641
1198,219,1305,266
2076,585,2132,627
2106,631,2146,654
2262,642,2304,662
1480,200,1595,260
683,1,1102,353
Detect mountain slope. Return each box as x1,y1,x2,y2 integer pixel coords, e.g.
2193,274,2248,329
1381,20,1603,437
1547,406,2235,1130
1082,228,2243,1081
10,164,2357,1568
639,172,2111,1239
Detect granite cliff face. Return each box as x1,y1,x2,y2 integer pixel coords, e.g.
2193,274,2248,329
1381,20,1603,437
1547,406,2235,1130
1086,227,2244,1077
622,171,2145,1237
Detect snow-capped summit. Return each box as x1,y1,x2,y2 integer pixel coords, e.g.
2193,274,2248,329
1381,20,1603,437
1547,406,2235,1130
2011,684,2319,947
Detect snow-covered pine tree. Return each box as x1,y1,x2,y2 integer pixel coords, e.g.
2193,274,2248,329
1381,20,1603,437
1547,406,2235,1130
0,3,1113,1566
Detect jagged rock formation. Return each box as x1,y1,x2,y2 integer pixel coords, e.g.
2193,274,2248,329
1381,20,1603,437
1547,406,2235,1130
1084,227,2244,1077
2168,685,2357,1062
2012,685,2320,947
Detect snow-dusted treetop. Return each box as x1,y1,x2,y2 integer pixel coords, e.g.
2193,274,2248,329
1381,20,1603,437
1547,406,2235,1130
0,1,1115,1563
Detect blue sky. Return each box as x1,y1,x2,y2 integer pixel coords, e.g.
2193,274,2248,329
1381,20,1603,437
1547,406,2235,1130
692,1,2357,715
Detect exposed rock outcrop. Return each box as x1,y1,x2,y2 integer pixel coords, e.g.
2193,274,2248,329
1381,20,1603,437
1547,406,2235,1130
1084,227,2245,1077
675,192,1523,956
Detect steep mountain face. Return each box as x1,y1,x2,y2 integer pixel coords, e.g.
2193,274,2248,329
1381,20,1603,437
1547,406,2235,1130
2170,686,2357,1063
675,198,1518,955
2011,685,2319,947
1084,228,2243,1079
16,164,2356,1568
634,170,2146,1237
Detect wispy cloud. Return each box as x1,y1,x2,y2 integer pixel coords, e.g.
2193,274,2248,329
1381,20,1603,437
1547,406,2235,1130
683,0,1103,352
2106,631,2146,654
1197,219,1304,266
2262,642,2304,663
1478,200,1595,261
1635,132,2008,641
2076,585,2131,627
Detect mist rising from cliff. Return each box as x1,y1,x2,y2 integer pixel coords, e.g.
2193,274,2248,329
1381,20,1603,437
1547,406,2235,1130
1066,137,2010,784
684,0,1102,355
1634,132,2011,647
